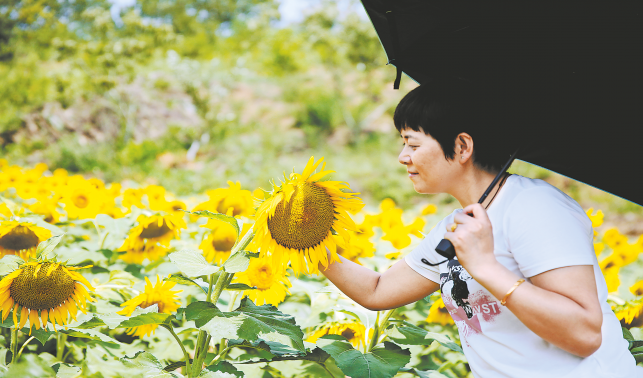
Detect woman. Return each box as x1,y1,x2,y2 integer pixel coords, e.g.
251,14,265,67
320,82,640,377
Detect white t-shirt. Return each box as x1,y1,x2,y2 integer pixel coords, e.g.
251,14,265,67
405,175,641,378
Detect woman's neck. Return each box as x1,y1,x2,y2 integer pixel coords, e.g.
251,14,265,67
451,168,504,209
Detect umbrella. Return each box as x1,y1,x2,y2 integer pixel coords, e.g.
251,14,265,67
361,1,643,206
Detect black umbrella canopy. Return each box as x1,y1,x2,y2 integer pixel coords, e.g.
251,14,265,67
361,1,643,205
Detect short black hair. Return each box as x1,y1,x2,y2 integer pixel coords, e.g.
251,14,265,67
394,79,515,174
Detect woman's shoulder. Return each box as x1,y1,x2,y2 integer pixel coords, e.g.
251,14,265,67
503,175,580,209
501,175,589,226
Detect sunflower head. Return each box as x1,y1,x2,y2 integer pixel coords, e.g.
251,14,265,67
0,259,94,334
117,275,182,337
119,213,187,264
193,181,256,219
234,257,291,306
252,157,363,275
334,233,374,265
426,296,454,326
0,220,53,260
307,321,366,348
60,176,108,220
199,221,251,265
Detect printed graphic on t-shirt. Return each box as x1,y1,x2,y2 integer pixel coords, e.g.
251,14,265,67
440,259,502,345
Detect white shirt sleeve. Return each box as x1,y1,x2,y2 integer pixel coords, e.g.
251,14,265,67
404,210,459,284
504,186,595,277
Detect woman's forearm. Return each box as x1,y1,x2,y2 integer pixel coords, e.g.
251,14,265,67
318,254,383,309
473,262,603,358
319,252,440,311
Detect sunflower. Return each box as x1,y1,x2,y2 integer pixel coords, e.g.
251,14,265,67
233,257,291,306
29,197,63,224
251,157,363,275
0,260,94,334
60,176,106,220
426,296,454,326
421,203,438,216
119,214,186,264
613,298,643,327
193,181,255,218
0,221,53,260
199,221,252,265
630,280,643,296
334,233,374,265
117,275,182,337
306,321,366,348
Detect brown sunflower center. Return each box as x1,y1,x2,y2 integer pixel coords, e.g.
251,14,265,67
267,182,334,250
0,226,40,251
216,198,243,216
341,327,356,341
212,234,236,252
140,220,171,239
73,194,89,208
10,262,76,310
141,300,166,313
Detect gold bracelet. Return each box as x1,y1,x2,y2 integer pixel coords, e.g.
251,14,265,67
500,279,525,306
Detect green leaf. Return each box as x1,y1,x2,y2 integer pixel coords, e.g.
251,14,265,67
261,365,287,378
169,249,219,277
197,297,306,353
205,361,243,377
631,346,643,354
61,329,120,347
318,339,410,378
185,301,224,328
167,274,209,294
228,339,304,358
233,297,306,353
24,327,54,345
74,316,107,329
424,332,463,353
36,234,65,259
387,321,463,353
187,210,240,246
623,327,634,341
0,255,24,276
633,352,643,364
6,353,56,377
226,283,256,291
400,368,451,378
52,362,82,378
223,251,250,273
163,360,193,372
629,340,643,350
116,313,173,328
121,351,182,377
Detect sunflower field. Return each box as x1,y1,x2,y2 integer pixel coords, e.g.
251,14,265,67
0,157,641,378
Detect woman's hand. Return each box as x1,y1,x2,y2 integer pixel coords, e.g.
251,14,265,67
444,203,498,278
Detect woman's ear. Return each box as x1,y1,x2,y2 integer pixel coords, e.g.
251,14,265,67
457,133,474,163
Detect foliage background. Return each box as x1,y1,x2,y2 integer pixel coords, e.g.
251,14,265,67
1,1,643,376
3,0,642,216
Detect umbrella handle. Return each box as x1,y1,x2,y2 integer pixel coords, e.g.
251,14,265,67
435,239,457,260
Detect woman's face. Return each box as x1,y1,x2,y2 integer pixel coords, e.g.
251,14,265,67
398,128,458,194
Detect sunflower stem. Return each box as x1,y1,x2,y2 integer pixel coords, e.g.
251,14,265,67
56,333,68,361
367,309,396,352
99,231,110,250
16,336,34,360
367,311,381,353
10,327,18,363
162,325,192,378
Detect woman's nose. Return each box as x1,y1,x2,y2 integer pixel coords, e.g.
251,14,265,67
399,151,411,165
